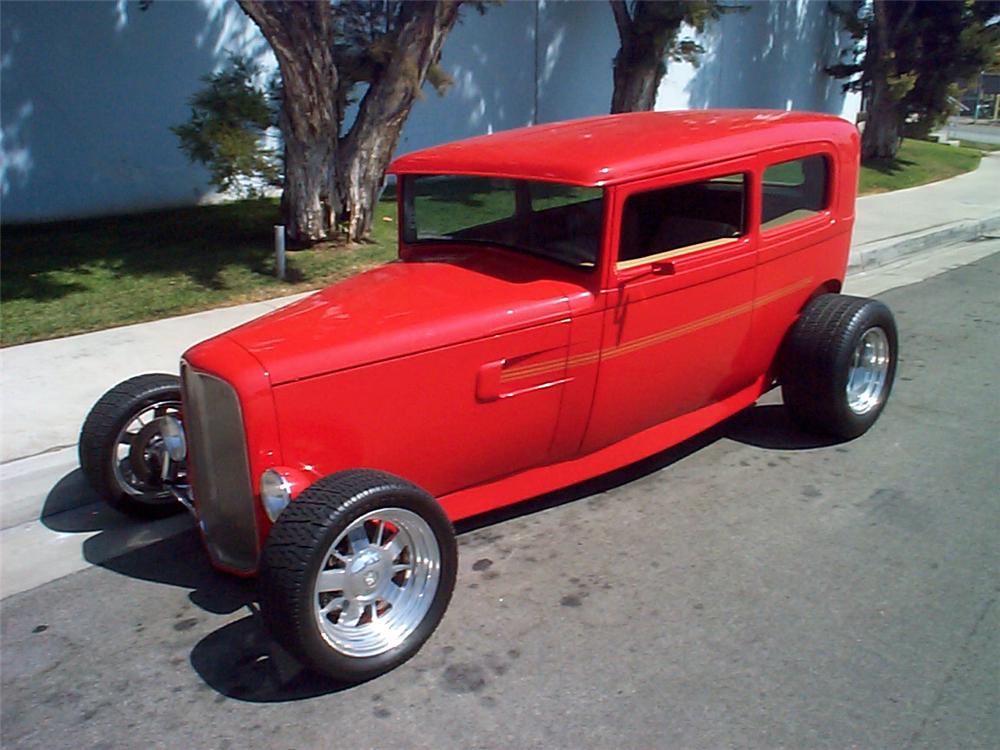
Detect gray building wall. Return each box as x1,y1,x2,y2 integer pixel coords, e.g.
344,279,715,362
1,0,859,224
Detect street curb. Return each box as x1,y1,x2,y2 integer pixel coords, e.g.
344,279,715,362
0,447,82,530
849,213,1000,272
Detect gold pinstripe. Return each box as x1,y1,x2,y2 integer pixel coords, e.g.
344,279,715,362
499,276,814,384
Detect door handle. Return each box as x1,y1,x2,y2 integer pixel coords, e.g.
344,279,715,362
651,260,676,275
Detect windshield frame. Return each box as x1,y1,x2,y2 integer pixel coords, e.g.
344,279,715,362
400,174,606,273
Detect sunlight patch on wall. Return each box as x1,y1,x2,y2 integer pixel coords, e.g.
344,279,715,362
1,102,34,197
196,0,274,75
114,0,128,32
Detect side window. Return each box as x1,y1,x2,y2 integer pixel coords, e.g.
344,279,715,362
617,174,746,269
526,184,604,268
761,155,829,231
528,183,601,213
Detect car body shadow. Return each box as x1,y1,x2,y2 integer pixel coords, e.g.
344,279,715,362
40,468,103,520
190,615,351,701
72,520,346,702
41,467,199,574
457,401,842,534
722,403,845,450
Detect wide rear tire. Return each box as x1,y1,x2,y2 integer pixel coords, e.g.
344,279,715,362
781,293,898,439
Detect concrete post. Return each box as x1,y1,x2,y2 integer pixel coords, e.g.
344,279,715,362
274,225,286,280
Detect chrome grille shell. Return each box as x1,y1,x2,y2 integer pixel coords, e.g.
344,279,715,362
181,362,259,572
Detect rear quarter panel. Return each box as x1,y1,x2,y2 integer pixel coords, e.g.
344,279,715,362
746,138,857,380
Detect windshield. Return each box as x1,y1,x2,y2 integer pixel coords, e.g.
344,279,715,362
401,175,604,271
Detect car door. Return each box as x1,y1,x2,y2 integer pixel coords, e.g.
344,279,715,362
581,159,759,453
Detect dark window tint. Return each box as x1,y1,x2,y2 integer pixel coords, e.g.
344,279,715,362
618,174,745,266
761,155,829,230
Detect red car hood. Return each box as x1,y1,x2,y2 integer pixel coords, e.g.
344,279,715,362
214,252,582,385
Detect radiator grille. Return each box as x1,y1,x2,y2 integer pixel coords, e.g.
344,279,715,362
181,363,258,571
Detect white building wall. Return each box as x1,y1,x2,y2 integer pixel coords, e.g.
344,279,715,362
667,0,861,121
1,0,271,222
1,0,859,224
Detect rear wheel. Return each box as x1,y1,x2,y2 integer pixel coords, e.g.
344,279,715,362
259,470,457,683
781,293,898,439
78,374,185,518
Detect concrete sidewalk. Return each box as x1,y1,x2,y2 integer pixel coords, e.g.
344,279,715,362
2,154,999,530
850,151,1000,269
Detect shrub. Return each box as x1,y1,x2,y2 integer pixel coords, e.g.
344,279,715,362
172,56,281,198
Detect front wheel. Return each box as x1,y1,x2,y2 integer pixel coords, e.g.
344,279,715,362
78,374,186,518
258,470,457,683
781,293,898,439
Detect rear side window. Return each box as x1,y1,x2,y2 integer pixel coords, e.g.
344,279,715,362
618,173,745,268
761,155,829,230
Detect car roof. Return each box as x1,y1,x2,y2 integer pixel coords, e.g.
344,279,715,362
389,109,856,187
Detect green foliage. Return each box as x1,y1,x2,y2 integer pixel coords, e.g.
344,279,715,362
171,56,281,198
987,38,1000,73
828,1,1000,137
328,1,469,112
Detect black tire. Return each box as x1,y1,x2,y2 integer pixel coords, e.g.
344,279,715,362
781,293,898,439
259,469,457,683
78,373,185,519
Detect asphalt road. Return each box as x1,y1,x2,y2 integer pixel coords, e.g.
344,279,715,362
3,244,999,750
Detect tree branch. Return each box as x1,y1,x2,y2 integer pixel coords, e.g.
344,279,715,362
610,0,633,43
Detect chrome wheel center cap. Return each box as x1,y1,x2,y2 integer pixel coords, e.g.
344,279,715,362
349,550,383,593
351,550,379,572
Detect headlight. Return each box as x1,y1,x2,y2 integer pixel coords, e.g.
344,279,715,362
260,469,292,522
160,416,187,462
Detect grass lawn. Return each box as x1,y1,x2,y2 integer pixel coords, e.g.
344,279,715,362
1,198,397,346
958,139,1000,152
858,138,982,194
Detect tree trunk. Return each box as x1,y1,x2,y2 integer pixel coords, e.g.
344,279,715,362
238,1,341,244
860,0,903,160
611,54,663,113
861,79,901,160
609,0,683,113
336,1,462,243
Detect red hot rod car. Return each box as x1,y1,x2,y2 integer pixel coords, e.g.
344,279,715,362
80,110,897,681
